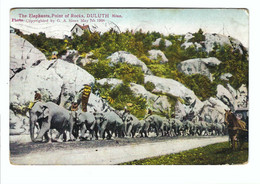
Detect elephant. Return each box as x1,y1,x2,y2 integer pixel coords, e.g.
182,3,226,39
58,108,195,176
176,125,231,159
96,111,125,139
123,113,141,138
74,110,97,140
200,121,210,136
29,101,75,143
162,119,174,137
139,120,150,137
145,115,165,136
183,120,196,136
209,123,224,136
169,118,184,136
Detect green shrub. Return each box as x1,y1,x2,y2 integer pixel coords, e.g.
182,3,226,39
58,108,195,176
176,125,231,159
83,59,114,79
144,81,156,92
96,83,147,119
114,63,144,84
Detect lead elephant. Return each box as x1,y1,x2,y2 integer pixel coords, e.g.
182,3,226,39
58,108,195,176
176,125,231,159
29,101,75,142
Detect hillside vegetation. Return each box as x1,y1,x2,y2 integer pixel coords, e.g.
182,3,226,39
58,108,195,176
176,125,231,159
19,28,248,117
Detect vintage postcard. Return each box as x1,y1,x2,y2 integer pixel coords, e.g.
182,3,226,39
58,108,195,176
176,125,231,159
9,8,248,165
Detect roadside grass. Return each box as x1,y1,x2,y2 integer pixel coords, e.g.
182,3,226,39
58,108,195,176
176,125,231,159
120,142,248,165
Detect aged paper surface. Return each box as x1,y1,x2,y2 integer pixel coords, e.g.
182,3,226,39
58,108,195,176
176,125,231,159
9,8,248,166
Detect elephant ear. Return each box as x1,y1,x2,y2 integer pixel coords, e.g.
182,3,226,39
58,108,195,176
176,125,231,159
42,106,50,119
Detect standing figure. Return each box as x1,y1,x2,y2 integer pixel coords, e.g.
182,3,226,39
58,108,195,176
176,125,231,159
81,84,92,112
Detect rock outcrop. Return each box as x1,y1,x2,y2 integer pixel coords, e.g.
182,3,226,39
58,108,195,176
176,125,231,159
152,38,172,47
148,50,168,63
107,51,151,74
178,57,221,81
181,32,246,55
200,97,230,123
10,33,47,79
216,84,237,111
144,75,204,114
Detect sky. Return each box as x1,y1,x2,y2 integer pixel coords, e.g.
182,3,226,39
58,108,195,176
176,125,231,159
10,8,249,47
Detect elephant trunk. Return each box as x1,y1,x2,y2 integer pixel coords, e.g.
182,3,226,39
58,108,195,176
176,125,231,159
30,115,36,142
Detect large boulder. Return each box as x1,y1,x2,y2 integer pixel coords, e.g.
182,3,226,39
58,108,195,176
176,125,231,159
204,33,245,54
107,51,151,74
178,57,221,81
216,84,237,111
152,38,172,47
10,59,95,107
144,75,204,114
200,97,230,123
129,83,171,112
10,33,47,79
148,50,168,63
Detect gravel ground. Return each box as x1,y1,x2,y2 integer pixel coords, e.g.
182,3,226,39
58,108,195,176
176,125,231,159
10,135,228,165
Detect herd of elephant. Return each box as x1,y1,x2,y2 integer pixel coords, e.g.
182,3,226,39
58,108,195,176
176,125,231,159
29,101,227,143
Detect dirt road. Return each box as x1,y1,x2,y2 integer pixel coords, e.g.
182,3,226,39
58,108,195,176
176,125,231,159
10,135,228,165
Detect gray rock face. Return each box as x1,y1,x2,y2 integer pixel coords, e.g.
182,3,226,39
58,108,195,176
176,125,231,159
174,101,186,120
10,110,29,135
107,51,151,74
216,84,237,111
181,32,246,55
204,33,245,54
152,38,172,47
148,50,168,63
178,57,221,81
201,97,230,123
144,75,204,114
10,33,47,79
129,83,171,112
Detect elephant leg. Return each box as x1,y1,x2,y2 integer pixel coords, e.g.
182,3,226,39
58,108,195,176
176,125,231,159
127,124,132,137
43,131,50,143
106,129,112,139
62,132,67,142
35,122,51,142
68,119,76,141
80,124,87,140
